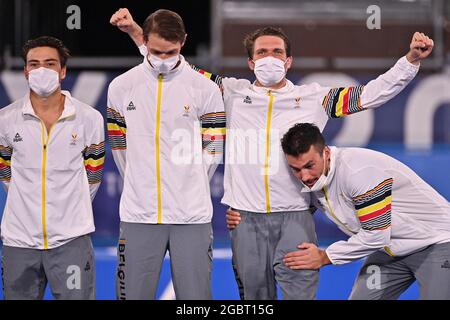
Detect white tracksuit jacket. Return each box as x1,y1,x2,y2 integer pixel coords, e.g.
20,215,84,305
138,45,420,214
107,56,225,224
312,147,450,264
220,56,419,212
0,91,105,249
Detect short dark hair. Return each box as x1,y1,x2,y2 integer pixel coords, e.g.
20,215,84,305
243,27,292,59
143,9,186,43
22,36,70,67
281,123,325,157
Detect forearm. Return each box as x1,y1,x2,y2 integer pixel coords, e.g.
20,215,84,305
111,150,126,179
84,141,105,200
360,56,419,109
128,22,144,47
89,183,101,201
322,56,419,119
326,229,391,265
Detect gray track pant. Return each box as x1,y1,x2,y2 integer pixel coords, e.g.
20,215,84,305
230,209,319,300
350,242,450,300
1,234,95,300
116,221,213,300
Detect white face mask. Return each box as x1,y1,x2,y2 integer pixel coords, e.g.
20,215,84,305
301,153,328,192
148,54,180,73
28,67,60,97
253,56,287,87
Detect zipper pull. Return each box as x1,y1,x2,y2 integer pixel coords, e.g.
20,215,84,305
43,144,47,150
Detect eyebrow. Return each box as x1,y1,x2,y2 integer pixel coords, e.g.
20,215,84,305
290,160,313,171
255,47,285,53
306,160,315,166
27,58,59,63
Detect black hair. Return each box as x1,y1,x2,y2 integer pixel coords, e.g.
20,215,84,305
22,36,70,67
281,123,325,157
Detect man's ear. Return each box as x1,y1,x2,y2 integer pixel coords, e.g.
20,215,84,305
247,58,255,71
24,66,29,80
285,56,293,71
60,66,67,81
323,146,331,160
181,34,187,48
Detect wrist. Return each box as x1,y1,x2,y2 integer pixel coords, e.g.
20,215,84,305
406,52,420,66
127,21,140,36
320,249,332,266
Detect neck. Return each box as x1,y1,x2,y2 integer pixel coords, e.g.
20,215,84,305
255,78,287,90
30,89,64,116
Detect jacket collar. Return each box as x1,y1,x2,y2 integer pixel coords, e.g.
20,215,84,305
251,78,295,95
22,90,76,119
141,54,186,79
323,146,339,188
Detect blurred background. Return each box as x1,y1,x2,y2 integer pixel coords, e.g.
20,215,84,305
0,0,449,299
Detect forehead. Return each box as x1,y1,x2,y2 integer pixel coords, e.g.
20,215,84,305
254,35,285,50
26,46,60,61
287,146,320,166
147,33,182,50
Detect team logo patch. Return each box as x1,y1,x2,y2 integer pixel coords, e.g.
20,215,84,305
294,97,301,108
183,105,191,117
70,133,78,146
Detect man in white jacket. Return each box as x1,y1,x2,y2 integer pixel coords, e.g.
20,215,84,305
0,36,105,299
107,9,225,300
279,123,450,299
111,8,435,300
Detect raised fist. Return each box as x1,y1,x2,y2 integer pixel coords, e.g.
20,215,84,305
406,32,434,65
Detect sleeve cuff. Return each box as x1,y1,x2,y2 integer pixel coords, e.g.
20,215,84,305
138,44,147,57
325,248,338,265
398,55,420,74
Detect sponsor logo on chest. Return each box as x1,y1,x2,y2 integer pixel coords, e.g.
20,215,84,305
127,101,136,111
13,133,23,143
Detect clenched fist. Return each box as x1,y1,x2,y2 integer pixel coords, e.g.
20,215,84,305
110,8,135,33
406,32,434,65
110,8,144,46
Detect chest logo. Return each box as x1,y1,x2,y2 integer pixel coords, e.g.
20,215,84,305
294,97,301,108
183,105,191,117
13,133,23,143
127,101,136,111
70,133,78,146
243,96,252,104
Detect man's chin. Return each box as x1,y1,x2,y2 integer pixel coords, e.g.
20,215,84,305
305,180,317,188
